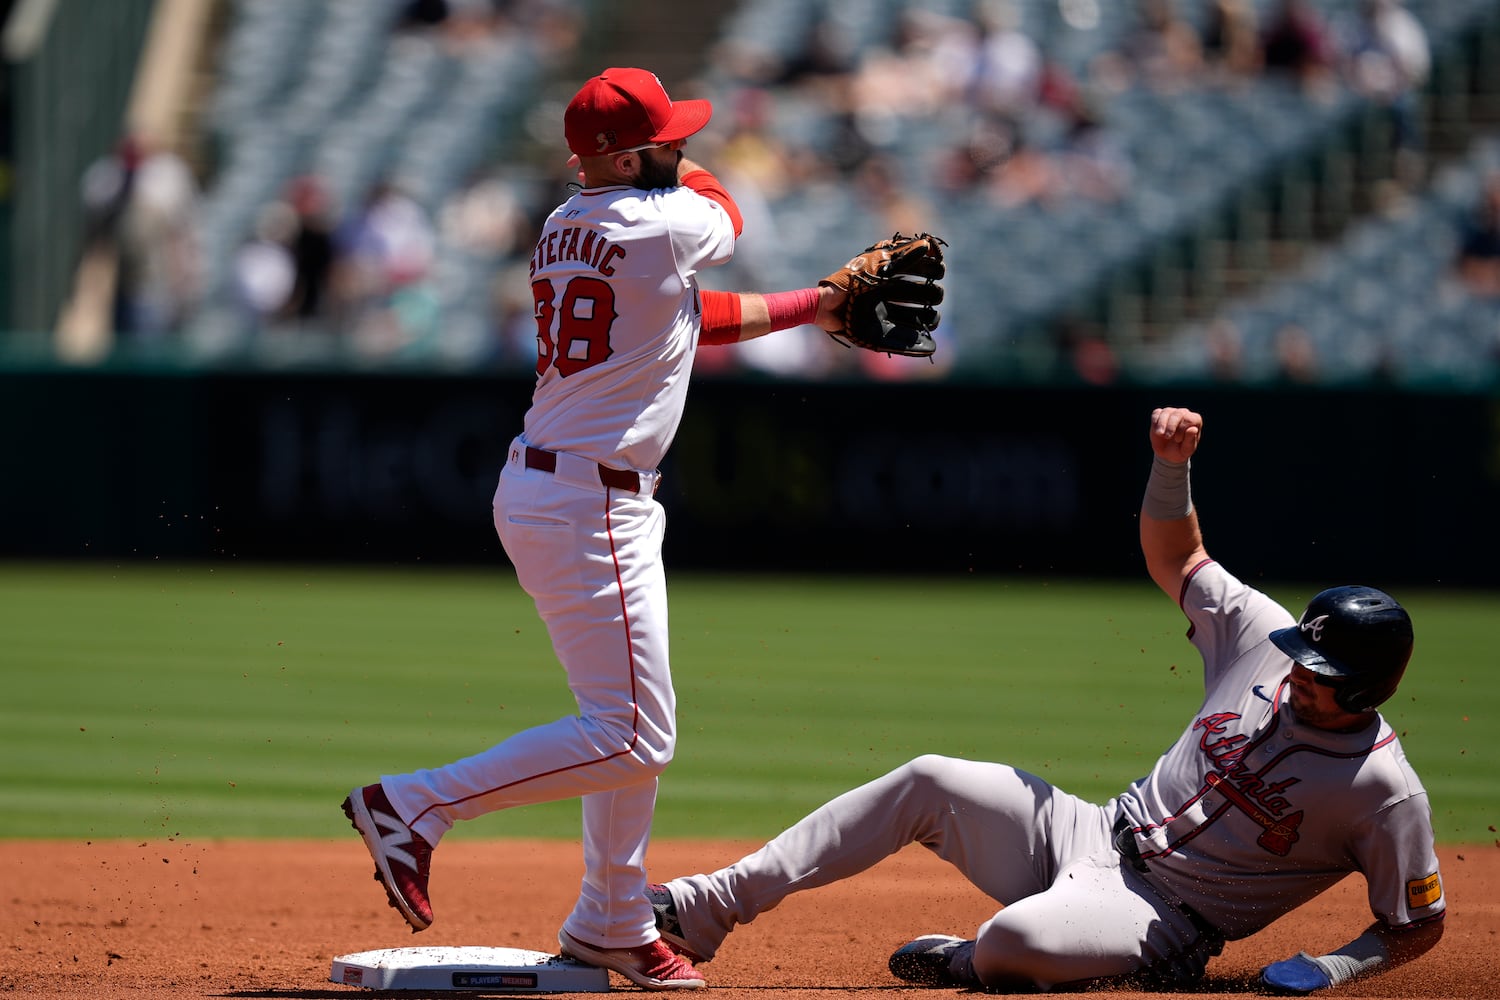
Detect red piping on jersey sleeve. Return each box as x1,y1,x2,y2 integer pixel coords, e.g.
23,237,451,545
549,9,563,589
681,169,744,236
1179,557,1216,605
700,289,742,344
1180,557,1216,640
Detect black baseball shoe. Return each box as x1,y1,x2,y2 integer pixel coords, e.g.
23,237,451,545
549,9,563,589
647,883,705,962
888,934,980,988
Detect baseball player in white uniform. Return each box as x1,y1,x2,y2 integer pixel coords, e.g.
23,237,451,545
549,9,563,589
342,67,850,991
646,406,1446,994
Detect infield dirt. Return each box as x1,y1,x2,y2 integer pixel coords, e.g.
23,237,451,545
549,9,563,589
5,839,1494,998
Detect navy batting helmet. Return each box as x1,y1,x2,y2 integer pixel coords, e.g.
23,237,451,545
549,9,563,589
1269,585,1414,713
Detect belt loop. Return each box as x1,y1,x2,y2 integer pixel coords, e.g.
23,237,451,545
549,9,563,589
524,446,558,474
522,444,656,496
596,464,641,493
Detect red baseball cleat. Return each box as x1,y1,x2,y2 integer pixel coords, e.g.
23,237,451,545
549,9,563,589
558,928,706,990
342,783,434,931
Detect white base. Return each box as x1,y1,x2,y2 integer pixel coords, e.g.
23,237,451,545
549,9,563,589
331,946,610,992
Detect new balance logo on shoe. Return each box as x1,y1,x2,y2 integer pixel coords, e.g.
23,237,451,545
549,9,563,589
342,783,434,931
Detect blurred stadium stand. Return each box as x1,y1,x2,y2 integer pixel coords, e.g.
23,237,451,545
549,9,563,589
3,0,1500,387
690,0,1500,383
3,0,158,355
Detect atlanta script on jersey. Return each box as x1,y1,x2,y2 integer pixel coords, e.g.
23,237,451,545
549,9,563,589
1114,560,1444,939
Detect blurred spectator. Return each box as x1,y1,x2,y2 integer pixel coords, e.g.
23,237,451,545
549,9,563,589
334,182,436,304
988,121,1058,208
874,7,977,117
1049,96,1133,204
331,181,438,355
432,170,535,362
1064,326,1120,385
79,137,140,256
937,113,998,193
849,33,947,130
781,14,860,86
280,175,338,325
1334,0,1430,189
710,19,797,88
1201,0,1263,81
73,134,201,345
938,113,1050,206
394,0,553,52
439,169,530,264
938,99,1129,210
1274,321,1318,382
397,0,451,30
490,263,543,366
1260,0,1338,94
963,0,1044,120
504,0,588,62
822,100,879,178
1203,316,1245,381
851,152,937,238
1456,171,1500,298
232,201,298,327
1035,59,1086,119
1102,0,1204,94
711,89,783,193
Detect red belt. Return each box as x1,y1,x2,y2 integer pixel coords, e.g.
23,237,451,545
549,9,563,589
525,446,643,494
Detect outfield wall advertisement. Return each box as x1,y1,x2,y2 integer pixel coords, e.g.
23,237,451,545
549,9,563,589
3,371,1496,585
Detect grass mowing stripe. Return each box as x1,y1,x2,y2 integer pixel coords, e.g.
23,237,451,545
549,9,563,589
2,563,1493,843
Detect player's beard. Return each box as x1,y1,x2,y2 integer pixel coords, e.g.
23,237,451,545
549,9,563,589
1287,685,1331,726
636,148,680,191
1287,671,1370,731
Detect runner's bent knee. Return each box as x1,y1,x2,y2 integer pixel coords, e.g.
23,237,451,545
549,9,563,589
972,917,1077,990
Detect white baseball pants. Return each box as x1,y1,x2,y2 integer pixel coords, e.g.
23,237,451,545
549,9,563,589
383,446,675,948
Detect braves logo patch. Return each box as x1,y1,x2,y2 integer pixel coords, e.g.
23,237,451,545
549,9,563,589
1299,613,1331,641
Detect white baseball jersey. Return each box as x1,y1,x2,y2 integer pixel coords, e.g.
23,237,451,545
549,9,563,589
523,182,736,472
381,174,737,951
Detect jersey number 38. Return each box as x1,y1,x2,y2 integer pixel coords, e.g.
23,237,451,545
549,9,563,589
532,276,617,378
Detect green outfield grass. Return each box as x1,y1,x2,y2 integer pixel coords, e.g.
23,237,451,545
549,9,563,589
1,563,1492,843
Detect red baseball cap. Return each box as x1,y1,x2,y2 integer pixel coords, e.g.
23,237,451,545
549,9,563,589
564,67,713,156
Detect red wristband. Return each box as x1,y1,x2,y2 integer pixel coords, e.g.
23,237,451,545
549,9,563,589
764,288,820,332
699,289,741,344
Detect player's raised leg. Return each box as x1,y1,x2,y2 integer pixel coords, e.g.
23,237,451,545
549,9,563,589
341,781,434,931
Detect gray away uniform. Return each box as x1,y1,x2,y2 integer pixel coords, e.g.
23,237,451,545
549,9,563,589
664,560,1446,990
